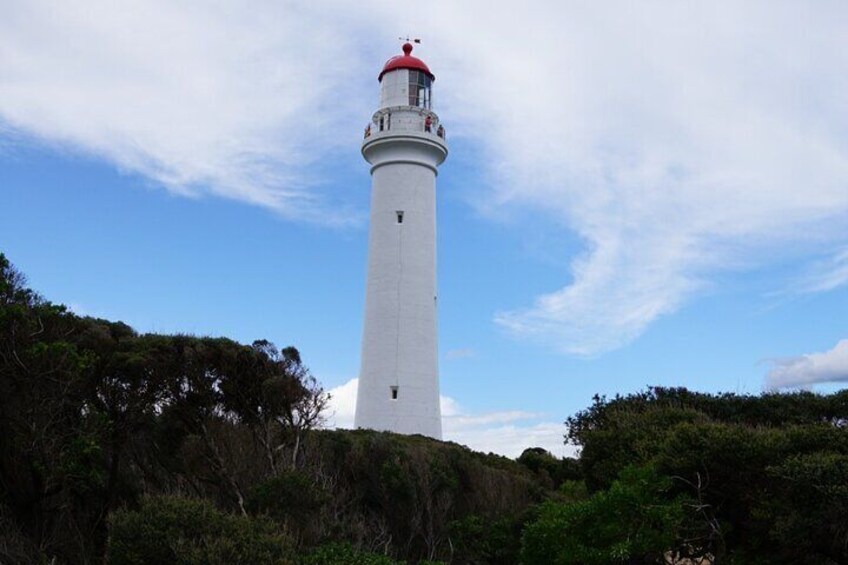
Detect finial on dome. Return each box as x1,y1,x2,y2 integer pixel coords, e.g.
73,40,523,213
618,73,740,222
402,42,413,55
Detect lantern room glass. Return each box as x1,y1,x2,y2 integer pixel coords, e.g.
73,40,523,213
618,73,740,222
408,70,432,109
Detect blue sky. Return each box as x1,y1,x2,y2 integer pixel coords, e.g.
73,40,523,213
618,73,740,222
2,1,848,457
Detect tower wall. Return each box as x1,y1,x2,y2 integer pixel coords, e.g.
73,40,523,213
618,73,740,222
355,160,441,438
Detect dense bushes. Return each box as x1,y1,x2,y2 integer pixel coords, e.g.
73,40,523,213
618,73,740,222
0,252,547,563
300,543,408,565
521,465,687,565
295,430,542,561
5,252,848,564
108,496,293,565
0,254,325,563
559,388,848,563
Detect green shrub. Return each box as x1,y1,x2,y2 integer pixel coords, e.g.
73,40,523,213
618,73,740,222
448,513,527,564
248,470,327,523
0,507,50,565
517,448,582,488
521,465,686,565
557,479,589,502
107,495,292,564
299,542,401,565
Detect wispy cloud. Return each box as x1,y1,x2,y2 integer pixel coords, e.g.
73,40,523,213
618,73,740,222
766,339,848,389
0,1,371,223
445,348,475,360
325,378,572,458
3,2,848,354
464,3,848,355
791,248,848,295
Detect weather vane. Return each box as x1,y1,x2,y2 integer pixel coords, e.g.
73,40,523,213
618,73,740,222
399,36,422,44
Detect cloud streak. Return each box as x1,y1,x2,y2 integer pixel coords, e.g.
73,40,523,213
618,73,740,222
766,339,848,389
0,1,371,223
792,248,848,295
3,2,848,354
460,2,848,355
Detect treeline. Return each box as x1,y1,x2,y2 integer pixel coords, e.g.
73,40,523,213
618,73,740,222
528,386,848,564
0,254,549,564
3,252,848,564
0,253,328,561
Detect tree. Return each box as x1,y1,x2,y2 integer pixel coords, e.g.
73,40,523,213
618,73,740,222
1,254,332,561
566,387,848,563
235,341,329,473
107,495,292,564
517,447,581,489
521,465,687,565
0,254,103,561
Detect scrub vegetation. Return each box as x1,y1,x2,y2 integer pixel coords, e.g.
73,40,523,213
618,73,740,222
2,252,847,564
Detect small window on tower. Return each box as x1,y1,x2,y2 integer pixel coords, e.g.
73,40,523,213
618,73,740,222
390,386,399,400
396,211,404,224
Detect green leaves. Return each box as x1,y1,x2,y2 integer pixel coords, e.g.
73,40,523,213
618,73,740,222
521,465,686,565
565,387,848,563
108,496,293,565
0,253,329,563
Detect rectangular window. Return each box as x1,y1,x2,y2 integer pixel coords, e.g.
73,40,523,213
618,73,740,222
390,386,398,400
409,71,419,105
407,70,431,107
396,211,404,224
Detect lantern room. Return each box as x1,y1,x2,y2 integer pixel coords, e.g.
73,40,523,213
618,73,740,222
378,43,435,109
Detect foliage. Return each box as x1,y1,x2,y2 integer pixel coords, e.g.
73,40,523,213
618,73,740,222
300,542,401,565
566,387,848,563
447,512,530,564
247,470,328,544
300,429,541,562
107,496,293,565
759,451,848,563
0,505,51,565
300,541,447,565
557,479,589,502
517,447,581,489
1,254,546,563
6,252,848,564
521,465,686,564
0,253,331,563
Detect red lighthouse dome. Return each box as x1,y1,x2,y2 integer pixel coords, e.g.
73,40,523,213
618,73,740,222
378,43,434,82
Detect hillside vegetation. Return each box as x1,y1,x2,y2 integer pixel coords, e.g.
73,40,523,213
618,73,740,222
1,252,847,564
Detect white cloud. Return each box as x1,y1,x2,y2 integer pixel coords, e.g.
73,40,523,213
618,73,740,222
325,378,573,459
444,421,574,460
459,3,848,355
324,377,359,429
3,2,848,353
0,1,372,223
388,2,848,355
766,339,848,389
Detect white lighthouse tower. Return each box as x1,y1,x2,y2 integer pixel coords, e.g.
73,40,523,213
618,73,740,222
354,43,447,439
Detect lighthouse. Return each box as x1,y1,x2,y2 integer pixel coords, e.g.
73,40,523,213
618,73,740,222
354,43,448,439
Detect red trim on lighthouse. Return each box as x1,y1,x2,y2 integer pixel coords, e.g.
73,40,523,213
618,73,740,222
378,42,434,82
